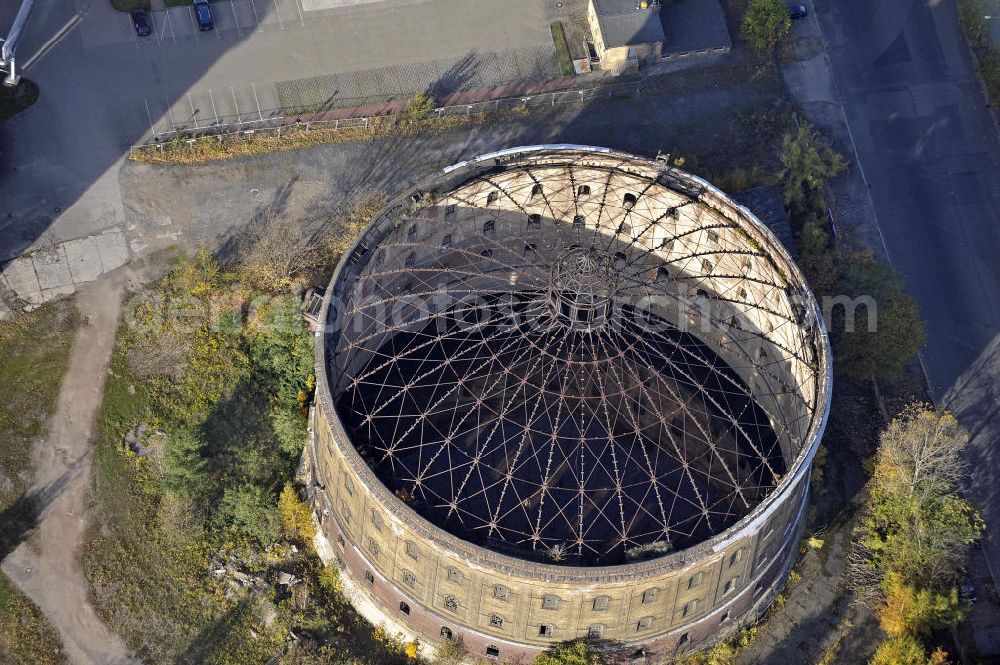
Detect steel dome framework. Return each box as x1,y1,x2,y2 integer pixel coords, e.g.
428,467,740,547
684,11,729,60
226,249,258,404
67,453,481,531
312,146,830,659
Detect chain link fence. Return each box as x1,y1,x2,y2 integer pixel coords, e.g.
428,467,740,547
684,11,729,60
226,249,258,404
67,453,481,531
129,79,645,158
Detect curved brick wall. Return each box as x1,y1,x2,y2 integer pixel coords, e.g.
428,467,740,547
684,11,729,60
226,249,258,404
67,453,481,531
310,146,831,661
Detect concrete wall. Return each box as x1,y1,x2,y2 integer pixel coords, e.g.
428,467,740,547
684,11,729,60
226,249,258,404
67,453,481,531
312,400,810,662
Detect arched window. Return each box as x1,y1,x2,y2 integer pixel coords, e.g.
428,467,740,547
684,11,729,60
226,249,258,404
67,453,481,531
444,595,459,612
486,645,500,659
489,613,504,627
442,234,452,248
573,214,585,228
527,213,541,229
657,265,670,282
480,249,493,258
364,570,374,585
523,244,537,260
483,219,496,235
486,190,499,205
408,224,417,239
577,184,591,198
702,259,713,273
623,192,637,208
405,253,415,268
440,626,453,640
399,602,410,615
530,183,543,199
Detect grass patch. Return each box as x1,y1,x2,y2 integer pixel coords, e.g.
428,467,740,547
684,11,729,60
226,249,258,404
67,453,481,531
0,79,39,124
550,22,575,76
84,251,413,664
0,302,76,665
109,0,149,12
0,300,78,511
0,574,66,665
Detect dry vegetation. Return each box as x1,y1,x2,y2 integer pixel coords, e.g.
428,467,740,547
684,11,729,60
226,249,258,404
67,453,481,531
130,112,499,165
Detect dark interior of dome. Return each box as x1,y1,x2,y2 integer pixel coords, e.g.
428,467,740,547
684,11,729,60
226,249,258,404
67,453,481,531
336,298,785,566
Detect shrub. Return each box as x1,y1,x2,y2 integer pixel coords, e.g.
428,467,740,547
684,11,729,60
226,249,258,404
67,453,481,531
278,483,316,544
216,483,281,545
741,0,791,55
534,641,603,665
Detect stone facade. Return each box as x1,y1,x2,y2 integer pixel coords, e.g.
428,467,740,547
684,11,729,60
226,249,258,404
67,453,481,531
310,146,831,661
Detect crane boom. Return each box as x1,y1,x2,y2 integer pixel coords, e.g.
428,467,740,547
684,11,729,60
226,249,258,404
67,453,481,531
1,0,38,87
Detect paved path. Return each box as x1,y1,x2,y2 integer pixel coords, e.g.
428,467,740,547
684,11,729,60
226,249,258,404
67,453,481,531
1,278,135,665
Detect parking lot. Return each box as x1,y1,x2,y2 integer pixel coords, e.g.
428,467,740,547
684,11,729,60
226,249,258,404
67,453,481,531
83,0,307,50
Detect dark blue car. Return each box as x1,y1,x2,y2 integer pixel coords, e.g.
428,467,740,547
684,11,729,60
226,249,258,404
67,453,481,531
194,0,214,30
789,3,808,19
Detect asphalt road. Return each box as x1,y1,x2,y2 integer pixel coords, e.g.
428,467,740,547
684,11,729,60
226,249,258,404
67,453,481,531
814,0,1000,586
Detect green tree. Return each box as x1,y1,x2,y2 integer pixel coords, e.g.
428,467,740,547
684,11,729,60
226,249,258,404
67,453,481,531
403,92,436,121
797,218,838,296
832,254,926,382
162,427,208,499
534,641,603,665
272,407,308,457
851,406,983,601
741,0,791,55
779,123,847,216
217,483,281,545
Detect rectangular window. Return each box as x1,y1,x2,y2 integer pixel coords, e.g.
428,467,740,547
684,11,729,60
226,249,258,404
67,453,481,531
366,538,380,557
403,570,416,587
406,541,420,560
592,596,609,611
447,568,462,584
538,625,552,637
641,588,658,604
541,595,559,610
688,572,704,590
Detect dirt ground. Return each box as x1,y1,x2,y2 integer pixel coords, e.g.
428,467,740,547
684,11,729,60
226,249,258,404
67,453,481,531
0,277,137,665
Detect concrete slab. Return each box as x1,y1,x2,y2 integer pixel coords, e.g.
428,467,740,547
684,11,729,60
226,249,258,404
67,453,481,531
63,237,104,284
32,248,73,292
96,230,130,272
781,55,836,105
1,258,41,299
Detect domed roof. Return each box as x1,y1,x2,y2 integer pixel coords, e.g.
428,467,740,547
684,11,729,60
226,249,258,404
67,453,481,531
327,148,823,566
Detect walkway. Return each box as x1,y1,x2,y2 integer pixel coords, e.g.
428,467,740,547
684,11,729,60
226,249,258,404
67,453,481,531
1,278,135,665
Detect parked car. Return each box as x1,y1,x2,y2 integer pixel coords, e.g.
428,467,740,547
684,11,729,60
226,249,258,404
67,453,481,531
193,0,214,31
789,3,808,18
130,7,152,37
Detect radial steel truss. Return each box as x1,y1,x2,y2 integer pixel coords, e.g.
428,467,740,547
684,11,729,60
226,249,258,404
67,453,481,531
329,151,823,566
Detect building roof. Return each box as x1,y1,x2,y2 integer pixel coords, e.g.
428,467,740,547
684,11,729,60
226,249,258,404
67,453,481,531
592,0,665,48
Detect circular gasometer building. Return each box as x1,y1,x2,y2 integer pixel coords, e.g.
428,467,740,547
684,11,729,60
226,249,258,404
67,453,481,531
310,146,831,661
